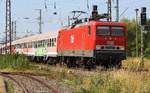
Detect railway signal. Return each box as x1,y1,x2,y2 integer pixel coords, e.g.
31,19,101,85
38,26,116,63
140,7,147,67
141,7,147,26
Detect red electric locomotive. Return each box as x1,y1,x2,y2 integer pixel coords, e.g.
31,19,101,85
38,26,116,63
58,6,127,68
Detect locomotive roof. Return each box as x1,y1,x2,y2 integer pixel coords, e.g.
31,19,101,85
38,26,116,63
59,21,126,31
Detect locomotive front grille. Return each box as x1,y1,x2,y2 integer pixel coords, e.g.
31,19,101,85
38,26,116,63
105,45,115,49
96,45,125,50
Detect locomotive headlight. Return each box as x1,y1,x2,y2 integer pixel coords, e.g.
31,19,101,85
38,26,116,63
96,45,101,50
96,45,105,50
119,46,125,50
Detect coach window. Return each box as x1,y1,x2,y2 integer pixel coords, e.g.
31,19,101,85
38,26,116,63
49,39,51,47
27,43,29,48
35,42,37,48
43,40,45,47
42,40,44,47
37,41,39,47
24,43,26,48
44,40,46,46
19,44,21,48
43,41,44,47
21,43,23,48
46,40,49,47
37,42,39,48
28,43,29,48
22,44,23,48
30,42,32,48
29,42,31,48
51,38,52,47
22,43,24,48
31,42,32,48
37,41,38,47
25,43,27,48
47,39,50,47
41,40,43,47
29,43,30,48
38,41,40,47
32,42,33,48
55,38,56,42
16,44,18,48
40,41,42,47
26,43,28,48
32,42,35,48
51,38,53,47
20,44,22,48
52,38,54,47
33,42,35,48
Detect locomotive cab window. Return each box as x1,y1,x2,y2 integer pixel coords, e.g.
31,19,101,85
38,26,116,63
96,26,110,36
111,27,124,36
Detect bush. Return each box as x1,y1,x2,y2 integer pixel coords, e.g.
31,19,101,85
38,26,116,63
145,48,150,57
0,54,29,70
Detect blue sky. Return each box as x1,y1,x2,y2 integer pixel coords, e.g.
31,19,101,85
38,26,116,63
0,0,150,39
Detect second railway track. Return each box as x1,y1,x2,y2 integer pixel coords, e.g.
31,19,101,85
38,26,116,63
0,72,60,93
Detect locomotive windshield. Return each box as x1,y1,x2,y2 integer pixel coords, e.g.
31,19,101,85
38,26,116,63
96,26,124,36
96,26,110,35
111,27,124,36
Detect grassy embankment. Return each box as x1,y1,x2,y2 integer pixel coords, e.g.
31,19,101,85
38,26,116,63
33,57,150,93
0,55,150,93
44,57,150,93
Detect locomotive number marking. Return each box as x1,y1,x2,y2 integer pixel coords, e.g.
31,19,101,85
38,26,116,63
70,35,75,44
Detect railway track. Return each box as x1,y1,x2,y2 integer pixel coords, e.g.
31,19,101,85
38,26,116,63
0,72,60,93
0,63,148,93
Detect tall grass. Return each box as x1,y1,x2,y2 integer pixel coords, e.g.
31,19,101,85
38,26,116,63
0,54,29,70
38,58,150,93
76,70,150,93
122,57,150,70
75,58,150,93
